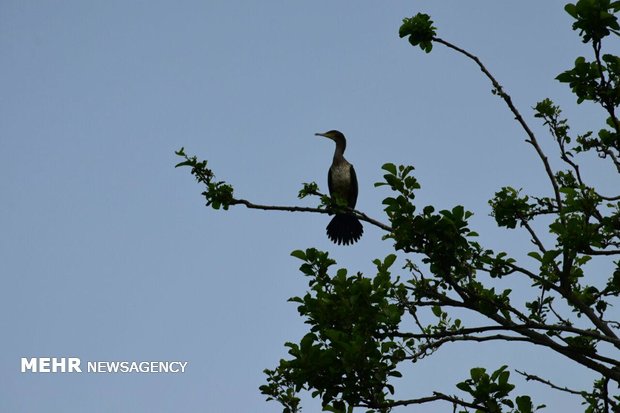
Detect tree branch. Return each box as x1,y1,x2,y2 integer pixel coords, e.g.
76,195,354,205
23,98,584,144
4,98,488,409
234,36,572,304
516,369,586,396
433,37,564,217
362,391,489,412
519,217,549,254
229,198,392,232
503,260,620,347
481,313,620,381
516,370,619,410
584,248,620,256
390,323,620,347
405,334,533,361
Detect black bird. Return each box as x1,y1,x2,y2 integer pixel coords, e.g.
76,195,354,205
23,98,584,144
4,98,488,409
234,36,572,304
315,130,363,245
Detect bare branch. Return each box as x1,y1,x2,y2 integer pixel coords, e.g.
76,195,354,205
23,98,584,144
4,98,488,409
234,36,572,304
230,198,392,232
519,217,549,254
584,248,620,256
516,369,586,396
405,299,470,309
362,391,489,412
548,300,571,325
405,334,533,361
516,370,619,410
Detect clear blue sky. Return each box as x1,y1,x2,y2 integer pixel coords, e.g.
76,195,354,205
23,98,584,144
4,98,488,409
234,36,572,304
1,1,616,412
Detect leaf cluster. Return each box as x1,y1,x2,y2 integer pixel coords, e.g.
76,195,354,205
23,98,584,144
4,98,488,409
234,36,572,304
565,0,620,43
175,148,234,210
260,250,405,412
456,366,545,413
398,14,436,53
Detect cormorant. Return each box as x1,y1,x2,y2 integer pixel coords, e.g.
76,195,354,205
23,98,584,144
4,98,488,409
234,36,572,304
315,130,363,245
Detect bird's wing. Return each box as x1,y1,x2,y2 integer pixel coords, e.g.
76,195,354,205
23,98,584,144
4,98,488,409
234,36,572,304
328,166,334,197
349,164,358,209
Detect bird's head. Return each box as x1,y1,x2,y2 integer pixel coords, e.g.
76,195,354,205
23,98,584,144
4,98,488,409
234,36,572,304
316,130,347,153
315,130,345,142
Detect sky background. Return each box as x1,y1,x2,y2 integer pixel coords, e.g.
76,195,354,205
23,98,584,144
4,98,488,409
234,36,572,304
1,1,618,412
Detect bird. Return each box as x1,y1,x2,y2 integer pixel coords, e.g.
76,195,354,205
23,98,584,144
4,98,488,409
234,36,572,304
315,130,363,245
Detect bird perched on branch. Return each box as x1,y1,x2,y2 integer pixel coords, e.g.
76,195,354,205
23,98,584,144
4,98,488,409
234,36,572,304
315,130,363,245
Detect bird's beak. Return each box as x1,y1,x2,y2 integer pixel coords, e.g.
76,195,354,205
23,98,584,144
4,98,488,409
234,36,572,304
315,132,328,138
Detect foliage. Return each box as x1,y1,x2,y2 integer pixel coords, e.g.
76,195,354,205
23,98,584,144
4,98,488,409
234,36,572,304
175,148,234,210
398,13,436,53
261,251,405,413
177,1,620,411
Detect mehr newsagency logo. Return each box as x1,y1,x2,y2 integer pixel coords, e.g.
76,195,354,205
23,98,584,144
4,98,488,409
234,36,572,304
21,357,188,373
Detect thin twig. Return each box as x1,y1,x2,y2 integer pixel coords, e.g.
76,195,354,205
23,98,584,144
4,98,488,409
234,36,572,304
548,301,570,325
519,217,548,254
516,370,585,396
517,370,618,410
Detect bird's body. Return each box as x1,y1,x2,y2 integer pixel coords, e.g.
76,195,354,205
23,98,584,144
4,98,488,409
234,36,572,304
328,162,357,207
315,130,363,245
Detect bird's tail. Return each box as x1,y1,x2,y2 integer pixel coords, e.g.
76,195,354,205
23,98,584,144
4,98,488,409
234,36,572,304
326,214,363,245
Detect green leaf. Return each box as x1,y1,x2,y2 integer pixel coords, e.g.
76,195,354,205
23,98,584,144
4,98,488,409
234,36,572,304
456,381,472,393
175,160,194,168
564,3,578,18
470,367,486,381
491,365,508,381
382,163,397,175
290,250,306,260
515,395,533,413
383,254,397,268
527,251,542,261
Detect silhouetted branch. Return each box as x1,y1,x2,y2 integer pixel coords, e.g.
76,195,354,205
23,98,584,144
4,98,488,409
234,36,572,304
516,369,619,410
599,193,620,201
362,391,489,412
230,198,392,232
516,369,586,396
406,334,532,361
584,248,620,256
389,324,620,347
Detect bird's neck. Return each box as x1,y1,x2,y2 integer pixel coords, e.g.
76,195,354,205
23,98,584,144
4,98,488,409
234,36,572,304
332,139,346,163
